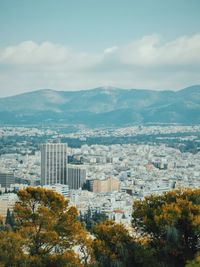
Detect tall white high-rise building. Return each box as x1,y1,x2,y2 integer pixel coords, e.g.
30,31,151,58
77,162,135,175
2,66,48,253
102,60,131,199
41,143,68,185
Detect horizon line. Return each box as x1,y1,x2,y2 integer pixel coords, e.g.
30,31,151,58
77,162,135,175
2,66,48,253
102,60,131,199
1,84,200,99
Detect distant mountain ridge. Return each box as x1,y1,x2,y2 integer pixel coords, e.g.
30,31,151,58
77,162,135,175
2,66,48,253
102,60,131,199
0,85,200,126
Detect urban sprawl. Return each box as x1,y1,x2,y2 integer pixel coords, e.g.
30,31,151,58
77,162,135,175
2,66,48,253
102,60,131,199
0,125,200,228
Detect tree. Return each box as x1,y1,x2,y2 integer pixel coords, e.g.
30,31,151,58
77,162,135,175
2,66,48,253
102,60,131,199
0,187,91,267
0,216,4,232
1,187,199,267
92,220,156,267
186,253,200,267
0,231,26,267
79,209,108,232
132,189,200,267
5,209,15,229
92,210,108,225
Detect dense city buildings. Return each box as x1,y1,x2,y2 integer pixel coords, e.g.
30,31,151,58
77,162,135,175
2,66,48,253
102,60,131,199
0,125,200,225
41,143,68,185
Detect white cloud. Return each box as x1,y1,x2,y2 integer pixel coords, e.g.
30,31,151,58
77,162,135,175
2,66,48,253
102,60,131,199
0,33,200,96
104,46,118,54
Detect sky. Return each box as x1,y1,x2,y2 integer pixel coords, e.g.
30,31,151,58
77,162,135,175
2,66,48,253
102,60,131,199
0,0,200,97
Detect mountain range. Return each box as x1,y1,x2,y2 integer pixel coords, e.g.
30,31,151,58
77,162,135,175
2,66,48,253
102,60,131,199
0,85,200,126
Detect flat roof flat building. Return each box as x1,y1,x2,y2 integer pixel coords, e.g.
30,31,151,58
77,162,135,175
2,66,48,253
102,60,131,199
41,143,68,185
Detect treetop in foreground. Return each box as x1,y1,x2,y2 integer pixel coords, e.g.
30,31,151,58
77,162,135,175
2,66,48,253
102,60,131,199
0,187,199,267
1,187,90,267
132,188,200,267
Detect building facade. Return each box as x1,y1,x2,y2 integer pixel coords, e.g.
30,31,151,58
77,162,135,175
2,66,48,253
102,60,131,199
67,164,86,189
41,143,68,185
90,177,120,193
0,171,15,188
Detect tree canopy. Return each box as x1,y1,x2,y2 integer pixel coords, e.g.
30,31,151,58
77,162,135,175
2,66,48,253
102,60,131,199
0,187,199,267
132,189,200,267
79,208,108,232
92,220,156,267
0,187,90,267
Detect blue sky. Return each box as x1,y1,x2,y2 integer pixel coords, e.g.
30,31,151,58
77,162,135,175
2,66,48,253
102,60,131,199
0,0,200,96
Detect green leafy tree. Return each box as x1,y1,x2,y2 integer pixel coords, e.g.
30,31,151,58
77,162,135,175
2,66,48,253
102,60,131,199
0,187,91,267
132,189,200,267
186,253,200,267
5,209,15,229
92,220,156,267
0,231,27,267
79,209,108,232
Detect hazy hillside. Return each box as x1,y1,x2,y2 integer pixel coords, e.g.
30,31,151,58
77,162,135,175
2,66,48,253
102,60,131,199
0,85,200,126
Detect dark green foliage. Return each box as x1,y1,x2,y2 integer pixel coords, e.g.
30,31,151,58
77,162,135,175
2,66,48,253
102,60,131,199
132,189,200,267
79,209,108,232
5,209,15,229
92,221,158,267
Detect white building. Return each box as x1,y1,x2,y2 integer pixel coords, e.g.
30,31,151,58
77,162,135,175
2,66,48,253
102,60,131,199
41,143,68,185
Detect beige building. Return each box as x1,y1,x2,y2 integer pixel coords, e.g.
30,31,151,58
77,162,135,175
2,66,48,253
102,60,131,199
91,177,119,193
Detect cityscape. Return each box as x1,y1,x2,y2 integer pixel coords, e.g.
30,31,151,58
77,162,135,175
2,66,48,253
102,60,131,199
0,0,200,266
0,124,200,227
